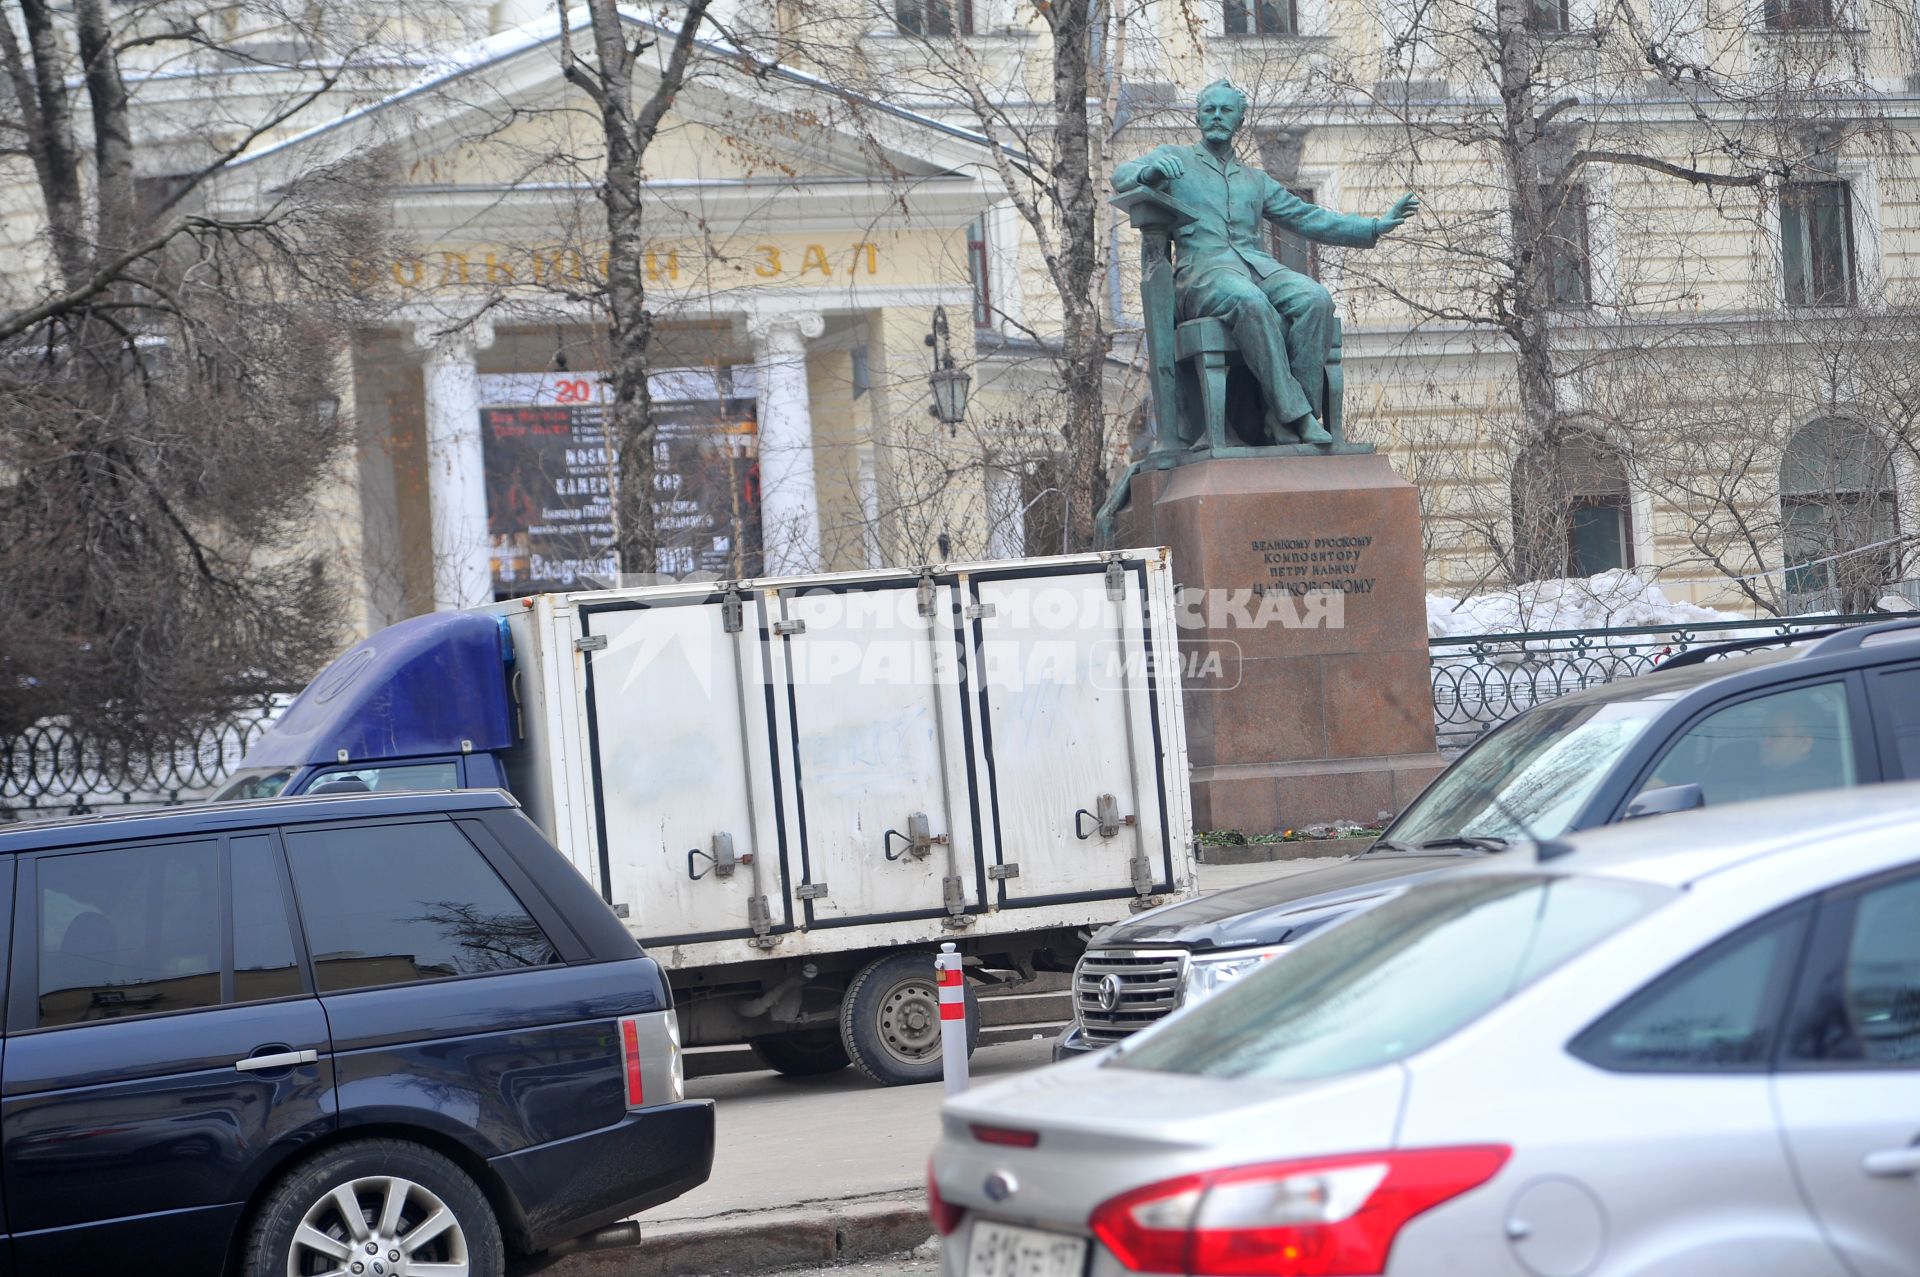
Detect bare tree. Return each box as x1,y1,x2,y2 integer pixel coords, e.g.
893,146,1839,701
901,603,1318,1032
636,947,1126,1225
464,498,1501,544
1316,0,1915,594
556,0,724,575
0,0,392,735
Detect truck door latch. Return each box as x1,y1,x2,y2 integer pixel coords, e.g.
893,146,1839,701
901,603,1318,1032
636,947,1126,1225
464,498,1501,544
884,812,946,861
687,832,747,881
1074,793,1135,840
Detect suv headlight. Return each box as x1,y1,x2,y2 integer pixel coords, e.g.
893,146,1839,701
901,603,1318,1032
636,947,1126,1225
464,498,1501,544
1181,946,1286,1004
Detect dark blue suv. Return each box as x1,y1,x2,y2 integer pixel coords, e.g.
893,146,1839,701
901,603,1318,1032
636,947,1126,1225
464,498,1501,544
0,789,713,1276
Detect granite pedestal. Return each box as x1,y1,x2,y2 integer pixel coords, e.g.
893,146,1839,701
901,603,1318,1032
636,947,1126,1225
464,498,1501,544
1114,452,1447,833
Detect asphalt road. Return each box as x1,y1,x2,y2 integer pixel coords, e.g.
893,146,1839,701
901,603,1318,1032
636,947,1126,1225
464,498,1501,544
650,1037,1054,1224
643,855,1346,1228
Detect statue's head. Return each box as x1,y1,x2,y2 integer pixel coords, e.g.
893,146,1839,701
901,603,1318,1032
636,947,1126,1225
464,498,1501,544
1195,80,1248,144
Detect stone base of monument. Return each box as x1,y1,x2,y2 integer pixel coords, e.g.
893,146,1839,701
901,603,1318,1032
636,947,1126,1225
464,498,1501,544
1114,451,1447,833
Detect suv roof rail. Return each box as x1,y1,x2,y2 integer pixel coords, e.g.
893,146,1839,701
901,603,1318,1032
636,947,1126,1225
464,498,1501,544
1656,626,1852,670
1800,614,1920,657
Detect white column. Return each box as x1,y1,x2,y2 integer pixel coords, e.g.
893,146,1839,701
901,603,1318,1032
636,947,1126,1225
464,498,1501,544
985,462,1026,560
412,318,496,611
747,310,825,574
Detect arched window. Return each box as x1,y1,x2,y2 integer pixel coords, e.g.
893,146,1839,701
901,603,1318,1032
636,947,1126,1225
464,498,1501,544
1780,417,1897,612
1512,431,1634,581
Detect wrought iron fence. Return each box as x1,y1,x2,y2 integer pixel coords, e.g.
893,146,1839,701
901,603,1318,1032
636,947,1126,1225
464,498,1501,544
1428,614,1880,756
0,696,290,820
0,613,1897,817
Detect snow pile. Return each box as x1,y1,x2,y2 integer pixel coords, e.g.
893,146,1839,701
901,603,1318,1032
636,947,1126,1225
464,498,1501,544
1427,571,1732,638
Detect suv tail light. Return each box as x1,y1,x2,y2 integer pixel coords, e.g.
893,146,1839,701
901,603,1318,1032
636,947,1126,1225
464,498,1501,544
619,1017,645,1108
1089,1146,1509,1276
928,1161,964,1236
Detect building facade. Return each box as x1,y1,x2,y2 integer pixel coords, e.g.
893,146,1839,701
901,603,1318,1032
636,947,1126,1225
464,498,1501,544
7,0,1920,636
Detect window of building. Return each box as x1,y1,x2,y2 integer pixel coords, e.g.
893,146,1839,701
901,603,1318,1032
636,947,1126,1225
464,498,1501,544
1224,0,1295,35
895,0,970,36
1764,0,1836,30
966,220,993,327
1270,186,1320,279
37,841,222,1027
1781,181,1855,307
1633,681,1857,808
284,820,559,993
1513,432,1633,580
1528,0,1571,32
1541,183,1592,307
1780,417,1896,612
1572,905,1810,1072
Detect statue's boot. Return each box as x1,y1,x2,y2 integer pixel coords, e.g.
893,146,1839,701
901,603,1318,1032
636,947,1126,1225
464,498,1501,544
1276,412,1333,444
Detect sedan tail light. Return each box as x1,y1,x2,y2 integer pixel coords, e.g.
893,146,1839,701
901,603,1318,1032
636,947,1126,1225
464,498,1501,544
1090,1145,1509,1276
928,1161,964,1236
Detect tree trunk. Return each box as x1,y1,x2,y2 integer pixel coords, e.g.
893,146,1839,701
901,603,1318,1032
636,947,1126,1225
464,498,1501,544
568,0,714,579
1050,0,1106,550
1493,0,1563,579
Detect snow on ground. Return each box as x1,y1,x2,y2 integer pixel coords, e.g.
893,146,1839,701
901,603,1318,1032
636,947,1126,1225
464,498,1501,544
1427,570,1735,638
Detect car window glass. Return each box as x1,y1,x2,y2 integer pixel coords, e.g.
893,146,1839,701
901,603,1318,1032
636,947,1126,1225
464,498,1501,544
1571,907,1807,1072
1387,699,1667,844
231,834,302,1002
284,821,558,993
1113,874,1672,1081
304,761,460,796
214,767,292,801
1789,874,1920,1066
37,841,221,1028
1637,682,1854,807
1872,668,1920,778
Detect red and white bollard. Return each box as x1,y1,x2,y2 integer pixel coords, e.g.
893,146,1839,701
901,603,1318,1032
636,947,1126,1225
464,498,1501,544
937,942,969,1095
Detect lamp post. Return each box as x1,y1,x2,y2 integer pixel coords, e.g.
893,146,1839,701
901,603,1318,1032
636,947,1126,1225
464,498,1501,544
925,305,970,434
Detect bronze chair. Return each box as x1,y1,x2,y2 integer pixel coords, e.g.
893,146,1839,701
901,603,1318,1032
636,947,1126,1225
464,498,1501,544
1172,315,1346,452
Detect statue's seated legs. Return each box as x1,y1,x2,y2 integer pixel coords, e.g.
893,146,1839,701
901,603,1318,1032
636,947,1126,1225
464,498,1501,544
1181,267,1335,442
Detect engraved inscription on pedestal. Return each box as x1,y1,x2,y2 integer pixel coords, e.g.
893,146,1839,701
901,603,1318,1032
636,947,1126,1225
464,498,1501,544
1250,534,1378,597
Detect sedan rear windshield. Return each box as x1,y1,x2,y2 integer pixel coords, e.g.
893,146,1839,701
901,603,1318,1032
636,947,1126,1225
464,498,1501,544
1111,874,1673,1081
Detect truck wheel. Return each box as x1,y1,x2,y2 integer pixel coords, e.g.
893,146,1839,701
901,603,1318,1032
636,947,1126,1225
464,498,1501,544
840,951,979,1086
749,1029,851,1076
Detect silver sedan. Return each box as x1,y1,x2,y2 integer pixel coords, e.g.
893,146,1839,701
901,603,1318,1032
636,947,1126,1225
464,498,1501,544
930,785,1920,1277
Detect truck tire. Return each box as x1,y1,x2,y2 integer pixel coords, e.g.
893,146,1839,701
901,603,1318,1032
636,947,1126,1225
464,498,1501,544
749,1029,851,1076
840,951,980,1086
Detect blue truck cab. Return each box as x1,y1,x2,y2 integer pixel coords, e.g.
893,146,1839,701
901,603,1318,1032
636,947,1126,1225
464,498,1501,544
220,612,520,803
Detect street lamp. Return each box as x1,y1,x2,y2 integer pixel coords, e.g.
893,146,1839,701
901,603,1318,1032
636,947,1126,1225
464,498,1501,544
925,305,970,434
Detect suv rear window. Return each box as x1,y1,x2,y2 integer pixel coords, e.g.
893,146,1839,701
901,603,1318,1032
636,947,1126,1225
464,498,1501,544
37,840,223,1028
284,821,558,993
1112,874,1672,1081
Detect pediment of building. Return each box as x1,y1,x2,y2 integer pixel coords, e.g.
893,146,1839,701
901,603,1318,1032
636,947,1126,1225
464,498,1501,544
213,6,1003,244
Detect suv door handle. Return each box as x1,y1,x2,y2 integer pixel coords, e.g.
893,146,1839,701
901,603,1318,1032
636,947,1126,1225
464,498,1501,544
234,1049,318,1073
1864,1145,1920,1177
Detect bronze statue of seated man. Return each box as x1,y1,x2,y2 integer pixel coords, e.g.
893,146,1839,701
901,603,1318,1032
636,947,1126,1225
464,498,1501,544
1113,80,1419,444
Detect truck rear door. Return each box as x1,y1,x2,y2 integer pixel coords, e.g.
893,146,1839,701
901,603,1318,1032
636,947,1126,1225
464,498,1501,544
773,578,980,928
575,594,789,946
967,559,1175,904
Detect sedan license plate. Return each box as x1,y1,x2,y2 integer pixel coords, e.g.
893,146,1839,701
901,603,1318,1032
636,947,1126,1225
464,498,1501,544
965,1220,1088,1277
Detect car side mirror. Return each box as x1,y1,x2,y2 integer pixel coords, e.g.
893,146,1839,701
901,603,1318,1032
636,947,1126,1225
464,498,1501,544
1622,783,1705,821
